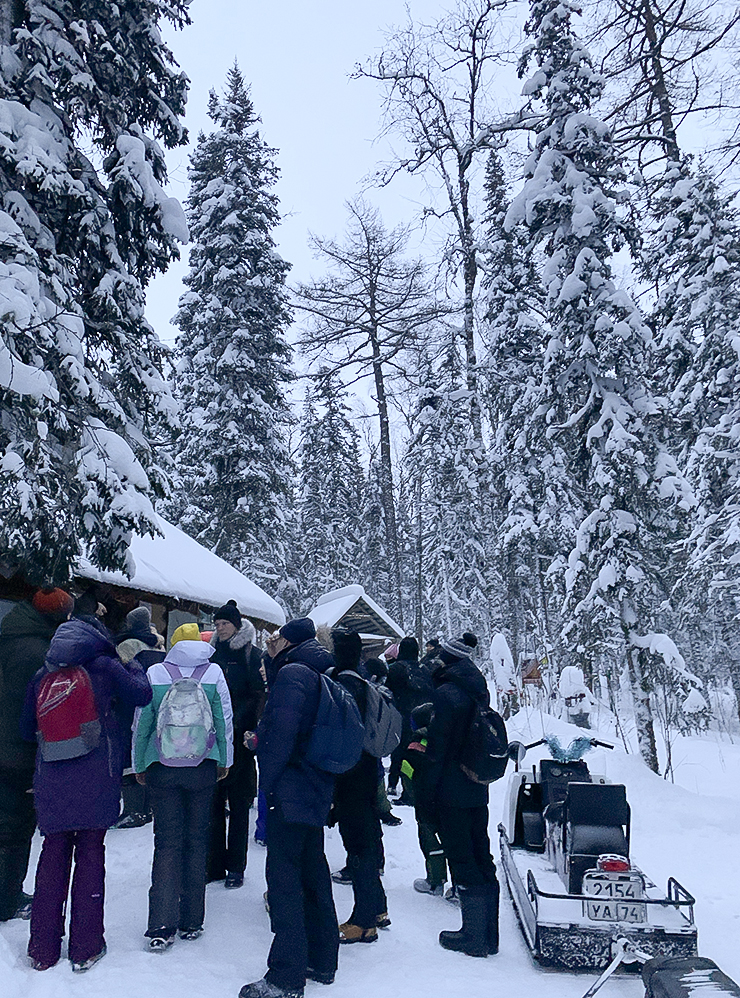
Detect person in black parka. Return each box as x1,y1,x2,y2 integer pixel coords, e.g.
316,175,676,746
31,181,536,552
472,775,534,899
385,636,434,801
420,636,499,959
208,601,265,889
240,617,339,998
332,629,387,945
0,589,74,922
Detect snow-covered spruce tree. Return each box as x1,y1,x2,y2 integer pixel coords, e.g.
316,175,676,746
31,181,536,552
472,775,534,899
295,371,365,609
0,1,190,583
646,161,740,720
510,0,696,771
480,150,558,667
406,338,495,650
169,64,293,591
359,449,391,610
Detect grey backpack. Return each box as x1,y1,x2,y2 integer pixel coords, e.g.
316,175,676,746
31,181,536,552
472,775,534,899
342,673,402,758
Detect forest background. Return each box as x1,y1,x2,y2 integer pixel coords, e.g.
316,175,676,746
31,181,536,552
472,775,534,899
3,0,740,775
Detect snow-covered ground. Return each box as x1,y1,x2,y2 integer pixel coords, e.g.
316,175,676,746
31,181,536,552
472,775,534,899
2,711,740,998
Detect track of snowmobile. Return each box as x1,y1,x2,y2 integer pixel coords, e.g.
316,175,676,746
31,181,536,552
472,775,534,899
1,711,739,998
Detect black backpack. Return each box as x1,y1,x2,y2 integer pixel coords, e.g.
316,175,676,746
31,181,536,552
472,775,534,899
458,702,509,785
304,673,365,774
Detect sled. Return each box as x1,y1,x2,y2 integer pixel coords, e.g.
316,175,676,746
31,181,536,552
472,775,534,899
498,736,698,972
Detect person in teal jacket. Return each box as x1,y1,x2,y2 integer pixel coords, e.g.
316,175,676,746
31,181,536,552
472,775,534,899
132,628,233,952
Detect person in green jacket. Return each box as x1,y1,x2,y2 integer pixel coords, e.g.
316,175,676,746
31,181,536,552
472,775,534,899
0,589,73,921
132,628,233,952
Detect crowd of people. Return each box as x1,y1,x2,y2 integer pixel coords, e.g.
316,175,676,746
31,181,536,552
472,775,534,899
0,588,507,998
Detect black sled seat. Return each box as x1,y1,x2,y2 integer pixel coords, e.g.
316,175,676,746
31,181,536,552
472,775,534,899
643,956,740,998
565,782,630,893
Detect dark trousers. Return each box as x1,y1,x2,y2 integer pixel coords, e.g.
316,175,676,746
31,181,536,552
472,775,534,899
208,755,255,878
338,805,387,928
146,762,216,936
0,766,36,920
120,772,151,819
387,741,405,790
265,806,338,991
418,818,447,887
28,828,106,967
437,804,497,889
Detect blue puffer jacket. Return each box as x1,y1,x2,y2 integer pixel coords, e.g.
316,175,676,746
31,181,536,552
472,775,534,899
257,638,336,827
21,618,152,835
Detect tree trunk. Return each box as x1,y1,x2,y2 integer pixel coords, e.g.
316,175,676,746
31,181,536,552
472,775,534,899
0,0,23,46
370,332,403,626
639,0,682,162
627,644,659,773
414,470,424,646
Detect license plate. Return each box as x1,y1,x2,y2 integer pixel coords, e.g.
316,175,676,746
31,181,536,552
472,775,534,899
582,872,643,900
582,872,646,923
584,900,647,923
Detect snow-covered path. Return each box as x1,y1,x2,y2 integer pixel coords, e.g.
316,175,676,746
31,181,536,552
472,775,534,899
2,714,739,998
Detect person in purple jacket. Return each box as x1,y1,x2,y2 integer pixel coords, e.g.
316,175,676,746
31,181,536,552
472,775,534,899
20,616,152,973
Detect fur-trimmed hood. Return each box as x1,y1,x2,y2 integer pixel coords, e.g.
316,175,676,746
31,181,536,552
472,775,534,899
210,618,256,651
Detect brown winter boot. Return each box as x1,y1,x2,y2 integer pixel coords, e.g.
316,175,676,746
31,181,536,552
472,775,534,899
339,922,378,944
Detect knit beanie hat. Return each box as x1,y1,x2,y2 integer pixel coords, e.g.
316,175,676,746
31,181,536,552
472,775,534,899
115,605,158,648
32,588,74,618
462,631,478,649
331,628,362,672
171,622,202,646
279,617,316,646
213,599,242,629
439,636,473,663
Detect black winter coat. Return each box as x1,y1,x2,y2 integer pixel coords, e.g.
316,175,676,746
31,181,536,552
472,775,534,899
211,626,265,769
0,602,57,770
386,656,435,719
423,657,490,809
256,638,336,827
334,671,380,814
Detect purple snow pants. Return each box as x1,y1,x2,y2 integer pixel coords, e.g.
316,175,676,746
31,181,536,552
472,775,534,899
28,829,106,968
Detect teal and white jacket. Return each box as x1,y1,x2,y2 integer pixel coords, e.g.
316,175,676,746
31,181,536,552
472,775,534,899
132,640,234,772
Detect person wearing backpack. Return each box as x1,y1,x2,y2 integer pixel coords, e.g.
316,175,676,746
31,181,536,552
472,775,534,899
330,629,393,945
19,615,152,972
239,617,345,998
207,600,266,889
418,636,502,960
0,589,74,925
385,636,434,802
132,629,233,952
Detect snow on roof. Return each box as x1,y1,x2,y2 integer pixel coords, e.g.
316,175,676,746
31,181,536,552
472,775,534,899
76,514,285,627
308,584,404,638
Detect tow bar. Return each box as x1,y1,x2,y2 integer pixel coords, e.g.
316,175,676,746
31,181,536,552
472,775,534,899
581,938,652,998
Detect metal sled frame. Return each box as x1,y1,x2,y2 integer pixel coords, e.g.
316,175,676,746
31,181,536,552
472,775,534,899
499,825,698,971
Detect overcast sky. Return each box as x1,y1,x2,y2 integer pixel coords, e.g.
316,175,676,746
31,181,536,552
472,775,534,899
145,0,460,345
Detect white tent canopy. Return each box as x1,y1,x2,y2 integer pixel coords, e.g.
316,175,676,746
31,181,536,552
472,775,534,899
76,515,285,627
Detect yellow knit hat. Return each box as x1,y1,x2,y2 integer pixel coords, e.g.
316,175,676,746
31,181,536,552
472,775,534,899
170,622,202,646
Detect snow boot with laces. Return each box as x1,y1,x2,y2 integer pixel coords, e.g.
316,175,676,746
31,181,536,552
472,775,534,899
438,886,489,958
239,977,303,998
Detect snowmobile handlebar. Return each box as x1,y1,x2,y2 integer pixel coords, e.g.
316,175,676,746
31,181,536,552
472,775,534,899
511,737,615,760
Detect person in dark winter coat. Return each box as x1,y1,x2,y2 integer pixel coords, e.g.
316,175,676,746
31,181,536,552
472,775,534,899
20,617,153,972
0,590,73,922
240,617,339,998
208,600,265,889
419,636,499,959
385,636,434,800
113,605,165,829
404,702,448,897
331,629,388,945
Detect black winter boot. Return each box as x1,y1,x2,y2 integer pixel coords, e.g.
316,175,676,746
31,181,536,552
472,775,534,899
439,886,489,958
486,880,500,955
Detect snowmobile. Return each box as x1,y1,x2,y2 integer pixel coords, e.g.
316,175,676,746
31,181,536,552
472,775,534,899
498,735,698,973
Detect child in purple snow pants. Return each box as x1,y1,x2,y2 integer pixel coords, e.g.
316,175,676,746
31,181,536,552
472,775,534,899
29,829,107,969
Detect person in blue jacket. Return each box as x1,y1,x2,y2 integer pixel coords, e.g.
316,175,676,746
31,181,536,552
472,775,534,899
239,617,339,998
20,616,152,972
